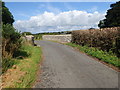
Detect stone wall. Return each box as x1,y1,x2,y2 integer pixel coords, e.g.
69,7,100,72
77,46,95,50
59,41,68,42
42,34,72,43
22,35,35,45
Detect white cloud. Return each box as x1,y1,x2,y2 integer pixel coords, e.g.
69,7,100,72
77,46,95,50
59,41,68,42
14,10,105,33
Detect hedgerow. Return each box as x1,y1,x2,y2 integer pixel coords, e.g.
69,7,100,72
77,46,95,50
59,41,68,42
72,27,120,57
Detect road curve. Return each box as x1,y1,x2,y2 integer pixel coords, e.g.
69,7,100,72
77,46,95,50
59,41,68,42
33,40,118,88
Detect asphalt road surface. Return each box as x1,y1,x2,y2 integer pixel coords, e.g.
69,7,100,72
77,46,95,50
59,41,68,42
33,40,119,88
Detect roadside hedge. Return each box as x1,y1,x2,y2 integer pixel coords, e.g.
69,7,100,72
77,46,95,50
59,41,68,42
72,27,120,57
2,24,22,58
2,24,22,73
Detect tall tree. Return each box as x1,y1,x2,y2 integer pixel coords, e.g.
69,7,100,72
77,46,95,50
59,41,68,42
2,2,14,25
98,1,120,28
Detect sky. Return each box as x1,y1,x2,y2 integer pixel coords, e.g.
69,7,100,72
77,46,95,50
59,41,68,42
5,2,116,33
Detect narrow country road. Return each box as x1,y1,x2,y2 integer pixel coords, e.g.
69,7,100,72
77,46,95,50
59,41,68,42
33,40,118,88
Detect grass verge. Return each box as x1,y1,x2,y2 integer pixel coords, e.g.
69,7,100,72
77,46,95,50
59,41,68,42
2,44,42,88
66,43,120,68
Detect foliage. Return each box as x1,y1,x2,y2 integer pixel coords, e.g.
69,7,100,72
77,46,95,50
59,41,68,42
66,43,120,67
2,24,22,58
2,2,14,25
34,34,43,40
2,2,22,73
98,1,120,28
2,2,21,59
3,44,42,88
72,27,120,57
2,58,16,73
2,24,22,73
22,32,32,36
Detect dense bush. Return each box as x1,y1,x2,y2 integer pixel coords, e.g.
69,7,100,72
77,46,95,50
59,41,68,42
2,24,22,73
72,27,120,57
1,2,23,73
2,24,22,58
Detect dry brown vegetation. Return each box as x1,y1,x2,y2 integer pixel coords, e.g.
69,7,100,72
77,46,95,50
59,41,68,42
2,65,26,88
72,27,120,57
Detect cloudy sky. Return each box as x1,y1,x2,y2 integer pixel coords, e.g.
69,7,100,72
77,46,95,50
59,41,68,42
6,2,116,33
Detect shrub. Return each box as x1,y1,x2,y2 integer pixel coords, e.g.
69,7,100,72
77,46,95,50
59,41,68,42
2,24,22,73
72,27,120,57
2,24,22,58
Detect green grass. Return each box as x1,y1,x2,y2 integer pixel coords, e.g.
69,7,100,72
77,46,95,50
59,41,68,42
66,43,120,67
15,45,42,88
5,44,42,88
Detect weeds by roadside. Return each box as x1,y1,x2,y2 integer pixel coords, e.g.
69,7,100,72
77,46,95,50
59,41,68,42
66,43,120,68
2,44,42,88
